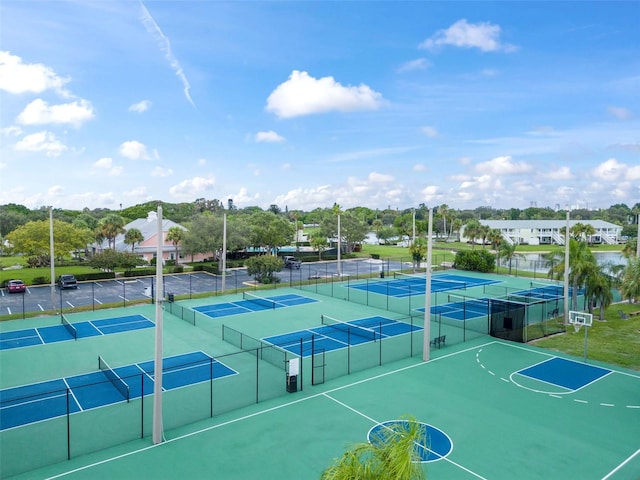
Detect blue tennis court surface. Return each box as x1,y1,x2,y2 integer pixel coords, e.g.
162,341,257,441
348,273,499,298
0,314,154,351
516,357,612,391
263,315,422,357
0,351,236,431
194,293,318,319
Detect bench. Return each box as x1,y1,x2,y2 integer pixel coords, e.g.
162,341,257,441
430,335,446,349
629,310,640,317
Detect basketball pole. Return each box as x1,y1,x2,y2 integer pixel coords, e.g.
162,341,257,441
422,208,433,362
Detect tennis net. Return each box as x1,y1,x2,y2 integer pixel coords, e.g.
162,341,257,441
243,291,278,309
98,356,130,402
61,314,77,340
393,272,467,291
447,293,491,312
321,314,378,342
529,281,563,296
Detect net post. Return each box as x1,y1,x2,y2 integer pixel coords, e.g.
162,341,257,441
66,388,71,460
141,372,144,438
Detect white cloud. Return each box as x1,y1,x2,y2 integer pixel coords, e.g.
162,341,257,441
475,155,532,175
541,166,574,180
139,3,194,107
14,131,67,157
169,176,215,200
197,158,207,166
255,130,285,143
152,166,174,177
281,163,292,171
0,51,70,95
368,172,394,183
93,157,123,176
129,100,152,113
592,158,640,181
421,185,442,202
397,58,430,73
94,157,113,168
266,70,384,118
607,106,633,120
1,126,22,136
119,140,149,160
413,164,427,172
17,99,94,127
419,19,517,53
420,126,438,138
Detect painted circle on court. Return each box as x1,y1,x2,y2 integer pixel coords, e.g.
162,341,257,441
367,420,453,463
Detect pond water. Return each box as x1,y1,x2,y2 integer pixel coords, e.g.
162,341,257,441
500,251,628,274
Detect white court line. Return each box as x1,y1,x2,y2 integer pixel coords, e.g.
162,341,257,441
601,448,640,480
44,340,497,479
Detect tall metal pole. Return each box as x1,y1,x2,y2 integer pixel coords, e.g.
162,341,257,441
422,208,433,361
563,209,570,325
337,214,342,277
636,213,639,258
222,213,227,293
153,205,164,444
49,207,56,312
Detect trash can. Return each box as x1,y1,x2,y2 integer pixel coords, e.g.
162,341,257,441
167,293,175,303
286,374,297,393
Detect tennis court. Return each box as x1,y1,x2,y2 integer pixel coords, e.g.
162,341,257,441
348,272,499,297
0,351,236,431
0,275,638,479
193,293,318,318
0,314,153,350
263,315,422,357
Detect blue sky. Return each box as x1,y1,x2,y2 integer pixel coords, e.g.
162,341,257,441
1,1,638,212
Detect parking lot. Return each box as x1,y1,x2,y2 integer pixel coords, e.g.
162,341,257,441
0,258,409,316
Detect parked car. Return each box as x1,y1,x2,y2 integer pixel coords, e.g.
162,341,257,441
7,279,26,293
282,255,302,269
57,274,78,289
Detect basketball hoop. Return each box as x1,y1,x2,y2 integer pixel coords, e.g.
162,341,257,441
568,311,593,363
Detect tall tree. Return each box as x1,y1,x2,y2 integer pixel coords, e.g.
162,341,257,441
123,228,144,253
166,226,185,263
98,213,126,249
463,219,481,249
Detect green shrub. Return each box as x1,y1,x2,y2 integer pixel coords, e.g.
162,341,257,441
32,276,48,285
454,250,495,273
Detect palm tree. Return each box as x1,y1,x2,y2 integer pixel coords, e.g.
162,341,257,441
463,220,481,249
438,204,449,240
166,226,184,264
478,225,491,249
620,256,640,303
584,266,613,320
548,239,597,310
321,416,426,480
499,242,521,275
123,228,144,253
98,214,126,249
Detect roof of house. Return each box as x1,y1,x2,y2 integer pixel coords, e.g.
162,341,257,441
113,211,186,252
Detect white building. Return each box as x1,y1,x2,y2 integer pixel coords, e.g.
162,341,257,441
460,219,623,246
110,211,203,263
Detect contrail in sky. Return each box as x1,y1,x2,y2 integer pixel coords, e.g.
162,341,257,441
139,1,195,107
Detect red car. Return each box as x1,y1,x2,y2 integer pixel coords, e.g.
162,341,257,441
7,279,26,293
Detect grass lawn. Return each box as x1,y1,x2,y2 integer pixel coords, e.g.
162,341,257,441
531,303,640,371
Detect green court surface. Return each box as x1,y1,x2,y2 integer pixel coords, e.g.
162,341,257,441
1,275,639,479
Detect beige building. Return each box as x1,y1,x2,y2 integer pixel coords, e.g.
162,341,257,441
460,219,623,246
